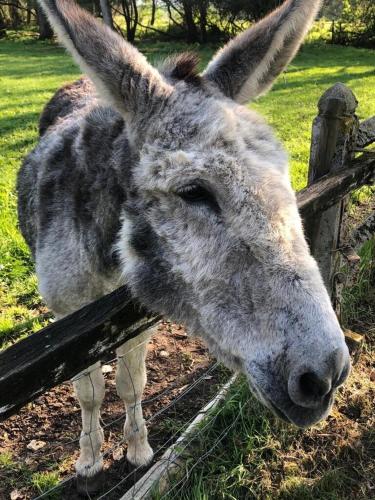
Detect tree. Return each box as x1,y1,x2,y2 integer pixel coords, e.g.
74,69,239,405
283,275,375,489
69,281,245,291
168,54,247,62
181,0,198,42
36,3,53,39
336,0,375,47
99,0,113,28
212,0,282,24
163,0,209,43
150,0,156,25
10,0,22,28
322,0,344,20
198,0,208,43
121,0,138,42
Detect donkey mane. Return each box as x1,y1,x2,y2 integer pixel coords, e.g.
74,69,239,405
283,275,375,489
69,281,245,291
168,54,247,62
161,52,201,83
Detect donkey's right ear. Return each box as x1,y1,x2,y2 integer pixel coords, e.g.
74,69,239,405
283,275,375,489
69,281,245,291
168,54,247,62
203,0,322,103
38,0,172,120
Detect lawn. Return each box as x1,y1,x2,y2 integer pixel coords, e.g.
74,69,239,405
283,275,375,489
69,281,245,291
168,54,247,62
0,34,374,498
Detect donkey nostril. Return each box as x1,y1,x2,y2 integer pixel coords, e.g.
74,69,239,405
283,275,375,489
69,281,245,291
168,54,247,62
333,360,351,388
299,372,331,400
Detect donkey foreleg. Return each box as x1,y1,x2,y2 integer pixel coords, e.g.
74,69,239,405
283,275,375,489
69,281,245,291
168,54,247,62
73,362,105,488
116,332,153,467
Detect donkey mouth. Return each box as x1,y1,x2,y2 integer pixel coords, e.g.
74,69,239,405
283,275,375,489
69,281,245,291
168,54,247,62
264,394,333,427
263,390,335,428
267,401,291,424
247,374,334,428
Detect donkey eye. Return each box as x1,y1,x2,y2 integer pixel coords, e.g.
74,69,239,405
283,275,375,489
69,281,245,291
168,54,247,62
177,184,209,202
176,183,220,212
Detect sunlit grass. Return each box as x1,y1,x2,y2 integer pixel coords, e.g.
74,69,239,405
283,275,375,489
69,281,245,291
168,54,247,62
159,359,374,499
0,451,61,499
31,471,60,498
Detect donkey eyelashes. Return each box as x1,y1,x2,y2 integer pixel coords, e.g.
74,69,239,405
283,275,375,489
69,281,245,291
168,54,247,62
175,183,220,213
176,183,211,201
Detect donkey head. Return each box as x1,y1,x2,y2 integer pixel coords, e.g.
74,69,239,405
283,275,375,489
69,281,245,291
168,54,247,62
41,0,350,427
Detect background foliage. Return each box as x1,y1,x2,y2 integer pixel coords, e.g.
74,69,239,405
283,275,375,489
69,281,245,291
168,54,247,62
0,0,374,47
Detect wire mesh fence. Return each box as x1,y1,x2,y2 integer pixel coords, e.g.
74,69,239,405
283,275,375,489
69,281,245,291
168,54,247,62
10,329,234,500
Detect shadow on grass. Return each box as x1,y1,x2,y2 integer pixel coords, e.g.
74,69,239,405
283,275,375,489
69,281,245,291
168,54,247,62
0,40,78,80
276,68,375,93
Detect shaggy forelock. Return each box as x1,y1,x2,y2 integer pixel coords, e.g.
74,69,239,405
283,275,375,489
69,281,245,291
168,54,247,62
159,52,201,84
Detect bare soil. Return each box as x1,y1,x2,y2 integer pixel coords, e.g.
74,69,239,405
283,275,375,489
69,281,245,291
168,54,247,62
0,321,229,500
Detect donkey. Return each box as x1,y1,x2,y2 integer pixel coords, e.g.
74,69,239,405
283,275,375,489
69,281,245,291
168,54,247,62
17,0,351,491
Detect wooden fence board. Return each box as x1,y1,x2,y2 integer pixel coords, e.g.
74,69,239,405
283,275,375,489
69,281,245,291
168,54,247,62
0,285,160,420
297,154,375,219
357,116,375,149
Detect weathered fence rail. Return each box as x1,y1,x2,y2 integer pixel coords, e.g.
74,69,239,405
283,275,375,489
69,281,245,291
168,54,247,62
0,82,374,423
298,154,374,218
0,287,160,420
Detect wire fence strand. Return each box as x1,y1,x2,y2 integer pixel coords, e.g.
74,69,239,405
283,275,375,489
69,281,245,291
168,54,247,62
30,354,227,500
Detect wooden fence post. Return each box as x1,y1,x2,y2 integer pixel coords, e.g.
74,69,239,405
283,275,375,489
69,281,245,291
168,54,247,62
306,83,359,298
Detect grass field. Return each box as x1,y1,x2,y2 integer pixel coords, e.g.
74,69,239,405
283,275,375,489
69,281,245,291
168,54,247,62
0,34,374,499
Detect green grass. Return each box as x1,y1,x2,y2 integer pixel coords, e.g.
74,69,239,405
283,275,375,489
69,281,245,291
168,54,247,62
158,355,374,499
0,36,79,347
0,451,60,499
342,238,375,333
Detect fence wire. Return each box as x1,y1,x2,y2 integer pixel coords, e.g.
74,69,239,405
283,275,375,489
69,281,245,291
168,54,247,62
29,339,227,500
126,392,242,500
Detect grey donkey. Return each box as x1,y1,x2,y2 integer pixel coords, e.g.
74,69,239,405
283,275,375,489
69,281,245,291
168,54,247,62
18,0,351,490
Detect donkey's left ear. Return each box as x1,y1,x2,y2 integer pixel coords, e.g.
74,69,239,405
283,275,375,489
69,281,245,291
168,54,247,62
203,0,322,103
38,0,172,121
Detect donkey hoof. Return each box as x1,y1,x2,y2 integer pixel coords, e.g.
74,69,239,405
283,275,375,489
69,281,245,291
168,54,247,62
76,470,104,496
127,442,154,468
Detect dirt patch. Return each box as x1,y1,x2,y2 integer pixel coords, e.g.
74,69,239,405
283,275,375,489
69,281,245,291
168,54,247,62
0,321,229,499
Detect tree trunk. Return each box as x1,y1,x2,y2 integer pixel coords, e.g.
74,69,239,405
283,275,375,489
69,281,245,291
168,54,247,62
0,8,6,37
121,0,137,42
150,0,156,25
36,3,53,39
130,0,138,40
199,1,208,43
165,1,182,28
182,0,198,43
99,0,113,29
26,0,32,24
93,0,100,16
10,0,22,28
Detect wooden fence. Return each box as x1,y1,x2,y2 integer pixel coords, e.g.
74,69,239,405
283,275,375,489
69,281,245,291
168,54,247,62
0,82,374,422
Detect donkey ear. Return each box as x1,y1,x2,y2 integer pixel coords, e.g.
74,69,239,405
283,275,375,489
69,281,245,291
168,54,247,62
203,0,322,103
38,0,172,119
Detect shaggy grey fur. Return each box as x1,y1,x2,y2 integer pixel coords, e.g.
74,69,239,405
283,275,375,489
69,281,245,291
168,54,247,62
17,0,350,480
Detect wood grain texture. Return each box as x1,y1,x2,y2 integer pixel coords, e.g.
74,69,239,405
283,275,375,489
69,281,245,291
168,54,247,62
349,211,375,250
298,154,375,218
357,116,375,149
0,285,160,420
305,83,359,294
